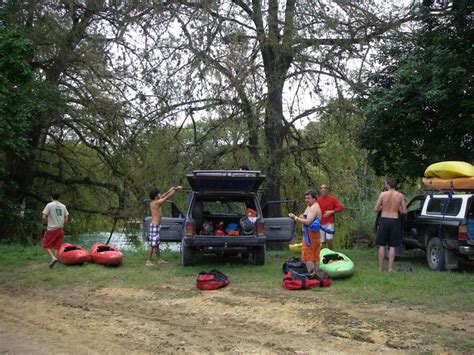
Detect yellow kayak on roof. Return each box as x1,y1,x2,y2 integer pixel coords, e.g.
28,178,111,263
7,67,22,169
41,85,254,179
424,161,474,179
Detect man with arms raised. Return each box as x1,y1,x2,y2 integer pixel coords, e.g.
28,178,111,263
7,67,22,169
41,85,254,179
373,178,407,272
146,185,182,267
289,189,323,273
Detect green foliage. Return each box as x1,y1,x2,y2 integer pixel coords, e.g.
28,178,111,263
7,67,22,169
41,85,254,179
284,99,384,246
0,26,36,156
359,2,474,179
0,200,42,242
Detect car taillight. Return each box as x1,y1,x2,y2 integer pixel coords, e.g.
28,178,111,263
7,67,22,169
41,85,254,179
458,225,467,241
185,221,194,236
257,221,265,236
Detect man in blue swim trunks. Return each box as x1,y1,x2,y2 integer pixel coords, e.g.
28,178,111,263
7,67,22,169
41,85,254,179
373,177,407,272
146,185,182,267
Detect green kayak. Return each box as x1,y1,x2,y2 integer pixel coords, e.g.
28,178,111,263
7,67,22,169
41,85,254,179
319,248,354,278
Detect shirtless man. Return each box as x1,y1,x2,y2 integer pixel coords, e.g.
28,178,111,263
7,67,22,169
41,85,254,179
373,178,407,272
146,186,182,267
289,189,323,273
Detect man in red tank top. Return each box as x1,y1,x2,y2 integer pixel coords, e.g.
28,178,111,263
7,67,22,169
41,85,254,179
316,184,343,249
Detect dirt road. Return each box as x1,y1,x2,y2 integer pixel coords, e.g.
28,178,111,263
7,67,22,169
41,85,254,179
0,282,472,354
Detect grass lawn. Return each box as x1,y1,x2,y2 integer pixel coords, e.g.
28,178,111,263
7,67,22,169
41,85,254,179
0,244,473,312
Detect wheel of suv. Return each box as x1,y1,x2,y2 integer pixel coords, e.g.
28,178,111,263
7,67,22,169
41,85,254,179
253,245,266,266
181,243,194,266
426,237,445,271
241,251,250,262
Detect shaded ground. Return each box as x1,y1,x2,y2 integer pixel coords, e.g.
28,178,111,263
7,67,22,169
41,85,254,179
1,282,472,354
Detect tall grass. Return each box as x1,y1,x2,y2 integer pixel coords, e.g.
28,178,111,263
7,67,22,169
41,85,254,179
0,244,472,312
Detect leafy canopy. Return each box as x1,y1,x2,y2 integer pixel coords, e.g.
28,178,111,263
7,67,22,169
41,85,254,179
359,1,474,179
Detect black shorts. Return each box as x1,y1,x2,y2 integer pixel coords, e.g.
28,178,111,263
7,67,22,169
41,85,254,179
376,217,401,247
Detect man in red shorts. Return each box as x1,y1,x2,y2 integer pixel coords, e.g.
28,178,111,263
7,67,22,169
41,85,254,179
42,192,69,268
289,189,322,273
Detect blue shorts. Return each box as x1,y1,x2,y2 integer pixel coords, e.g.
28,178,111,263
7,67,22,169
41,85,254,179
148,224,161,248
376,217,401,247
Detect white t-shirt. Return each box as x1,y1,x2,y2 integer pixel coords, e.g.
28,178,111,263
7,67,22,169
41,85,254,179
42,201,69,231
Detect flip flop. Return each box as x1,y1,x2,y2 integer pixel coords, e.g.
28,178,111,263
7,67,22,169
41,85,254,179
49,258,58,268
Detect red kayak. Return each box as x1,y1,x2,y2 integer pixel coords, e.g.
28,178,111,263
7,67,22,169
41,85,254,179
90,242,123,266
58,243,90,265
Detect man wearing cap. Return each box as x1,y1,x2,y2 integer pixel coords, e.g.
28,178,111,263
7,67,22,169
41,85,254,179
317,184,344,249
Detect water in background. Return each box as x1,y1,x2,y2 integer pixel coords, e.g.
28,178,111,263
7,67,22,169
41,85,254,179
65,232,180,252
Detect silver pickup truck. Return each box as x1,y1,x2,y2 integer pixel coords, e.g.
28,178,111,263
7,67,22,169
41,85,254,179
403,192,474,270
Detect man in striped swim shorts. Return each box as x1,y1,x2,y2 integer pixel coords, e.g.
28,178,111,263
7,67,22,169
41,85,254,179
146,185,182,267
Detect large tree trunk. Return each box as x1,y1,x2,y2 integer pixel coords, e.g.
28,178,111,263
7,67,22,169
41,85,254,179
263,83,288,251
257,0,294,215
262,81,285,216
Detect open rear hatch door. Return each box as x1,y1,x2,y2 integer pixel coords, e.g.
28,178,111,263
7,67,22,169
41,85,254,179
186,170,265,192
262,200,296,242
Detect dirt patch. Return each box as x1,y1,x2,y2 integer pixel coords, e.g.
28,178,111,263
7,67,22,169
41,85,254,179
0,284,472,354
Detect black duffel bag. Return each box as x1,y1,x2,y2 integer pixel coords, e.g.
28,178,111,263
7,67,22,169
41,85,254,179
282,257,308,274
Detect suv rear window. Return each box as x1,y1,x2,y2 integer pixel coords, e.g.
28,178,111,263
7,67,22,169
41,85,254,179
203,201,247,216
426,198,463,216
192,196,258,219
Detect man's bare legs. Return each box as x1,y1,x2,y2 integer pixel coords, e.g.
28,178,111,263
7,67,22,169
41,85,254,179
305,261,319,273
46,248,58,268
378,246,396,272
327,239,334,250
388,247,396,272
146,246,154,266
306,261,314,273
378,246,385,271
155,247,167,263
147,246,167,266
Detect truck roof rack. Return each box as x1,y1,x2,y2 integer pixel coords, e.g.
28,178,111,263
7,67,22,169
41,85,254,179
421,188,474,194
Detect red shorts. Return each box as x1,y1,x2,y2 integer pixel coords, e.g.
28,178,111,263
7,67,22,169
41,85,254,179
42,228,64,250
301,229,321,263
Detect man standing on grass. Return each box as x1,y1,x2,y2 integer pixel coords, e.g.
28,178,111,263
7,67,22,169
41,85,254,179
317,184,344,249
42,192,69,268
289,189,322,273
373,177,407,272
146,185,182,267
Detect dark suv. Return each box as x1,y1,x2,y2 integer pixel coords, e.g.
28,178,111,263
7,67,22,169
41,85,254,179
144,170,295,266
402,192,474,270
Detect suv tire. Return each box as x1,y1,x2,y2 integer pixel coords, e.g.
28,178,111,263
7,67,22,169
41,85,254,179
182,244,195,267
427,237,446,271
253,245,266,266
